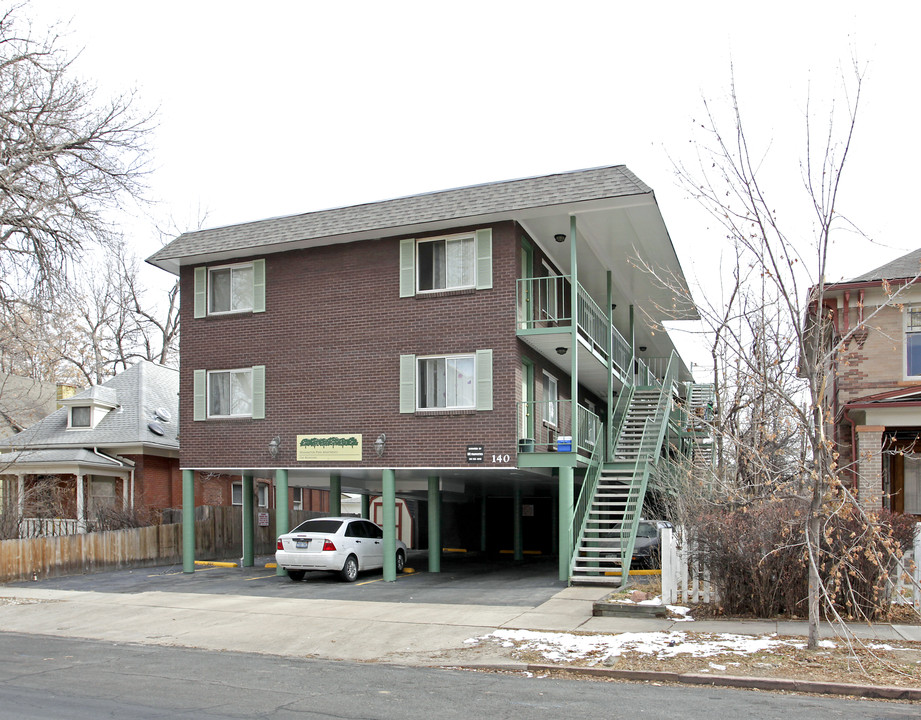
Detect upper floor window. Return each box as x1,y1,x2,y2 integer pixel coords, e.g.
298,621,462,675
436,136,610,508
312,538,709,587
418,235,475,292
907,308,921,377
542,372,558,426
399,229,492,297
193,366,265,421
418,354,475,410
70,406,92,428
210,263,254,314
194,259,265,318
208,369,253,418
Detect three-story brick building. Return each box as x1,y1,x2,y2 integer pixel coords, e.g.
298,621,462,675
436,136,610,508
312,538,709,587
148,166,708,582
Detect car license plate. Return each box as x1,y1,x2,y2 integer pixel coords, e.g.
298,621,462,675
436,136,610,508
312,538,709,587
295,540,310,549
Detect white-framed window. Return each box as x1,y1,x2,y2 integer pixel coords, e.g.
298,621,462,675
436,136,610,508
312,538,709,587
292,487,303,511
194,259,265,318
70,406,92,428
907,308,921,378
209,262,254,314
231,482,268,507
417,233,475,292
417,353,476,410
543,372,558,426
207,369,253,418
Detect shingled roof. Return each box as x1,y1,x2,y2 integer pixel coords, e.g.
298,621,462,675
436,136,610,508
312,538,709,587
849,247,921,283
147,165,652,269
1,361,178,451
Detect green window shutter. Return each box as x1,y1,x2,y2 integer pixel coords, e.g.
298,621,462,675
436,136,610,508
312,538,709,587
252,259,266,313
252,365,266,419
193,369,206,421
475,228,492,290
399,238,415,297
194,267,207,318
399,354,416,413
476,349,493,411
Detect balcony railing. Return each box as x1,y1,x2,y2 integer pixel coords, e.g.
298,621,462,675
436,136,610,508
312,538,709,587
517,400,602,456
517,275,571,329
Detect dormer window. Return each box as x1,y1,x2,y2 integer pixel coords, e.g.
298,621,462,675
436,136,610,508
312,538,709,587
71,406,92,428
62,385,118,430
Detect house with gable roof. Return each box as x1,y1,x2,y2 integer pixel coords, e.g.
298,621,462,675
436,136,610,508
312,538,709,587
147,166,713,583
811,248,921,516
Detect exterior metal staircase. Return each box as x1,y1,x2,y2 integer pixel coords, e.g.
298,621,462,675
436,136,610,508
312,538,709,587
570,357,678,585
687,383,715,469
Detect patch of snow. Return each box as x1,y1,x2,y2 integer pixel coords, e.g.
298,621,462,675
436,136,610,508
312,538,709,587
479,629,813,664
818,640,837,649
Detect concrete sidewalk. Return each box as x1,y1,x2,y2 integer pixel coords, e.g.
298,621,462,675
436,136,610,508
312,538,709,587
1,582,918,668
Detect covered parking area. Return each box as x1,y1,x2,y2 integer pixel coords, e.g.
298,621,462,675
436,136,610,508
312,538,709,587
179,465,580,581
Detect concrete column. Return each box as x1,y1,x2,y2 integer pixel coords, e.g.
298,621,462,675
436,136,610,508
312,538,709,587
182,469,195,573
275,469,289,577
513,484,523,561
329,474,341,516
382,469,396,581
360,494,370,519
856,426,885,511
558,466,573,581
242,474,255,567
76,474,86,534
480,494,488,552
122,477,129,510
427,476,441,573
16,474,24,518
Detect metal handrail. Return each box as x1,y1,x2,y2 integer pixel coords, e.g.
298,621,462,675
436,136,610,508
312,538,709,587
569,422,606,562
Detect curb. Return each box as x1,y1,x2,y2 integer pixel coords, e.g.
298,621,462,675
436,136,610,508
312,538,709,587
521,664,921,701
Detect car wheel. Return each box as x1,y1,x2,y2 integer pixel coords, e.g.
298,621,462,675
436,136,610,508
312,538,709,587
395,550,405,573
340,555,359,582
287,569,305,582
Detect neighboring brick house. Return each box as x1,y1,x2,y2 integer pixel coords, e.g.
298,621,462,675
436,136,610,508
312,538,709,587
815,248,921,516
147,166,705,581
0,361,328,535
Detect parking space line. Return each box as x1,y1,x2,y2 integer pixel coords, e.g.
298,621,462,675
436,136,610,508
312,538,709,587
148,567,217,577
245,574,278,581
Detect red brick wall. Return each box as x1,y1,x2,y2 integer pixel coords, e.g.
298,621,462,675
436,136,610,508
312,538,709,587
179,222,522,470
836,302,906,404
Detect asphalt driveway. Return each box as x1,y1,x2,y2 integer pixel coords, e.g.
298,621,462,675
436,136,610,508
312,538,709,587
5,551,566,606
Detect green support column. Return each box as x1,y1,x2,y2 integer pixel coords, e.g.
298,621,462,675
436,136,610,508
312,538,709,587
275,469,289,576
427,476,441,573
360,494,370,519
480,494,488,552
513,484,523,561
182,469,195,573
382,469,396,581
606,270,614,462
558,466,574,582
242,474,254,567
570,215,579,452
329,474,341,516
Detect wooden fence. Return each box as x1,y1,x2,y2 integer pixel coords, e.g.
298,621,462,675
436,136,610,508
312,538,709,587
0,506,320,584
660,524,921,609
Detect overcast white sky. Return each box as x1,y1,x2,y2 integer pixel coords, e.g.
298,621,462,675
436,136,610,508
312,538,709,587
25,0,921,371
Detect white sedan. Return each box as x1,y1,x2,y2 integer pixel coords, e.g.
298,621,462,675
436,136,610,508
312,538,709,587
275,516,407,582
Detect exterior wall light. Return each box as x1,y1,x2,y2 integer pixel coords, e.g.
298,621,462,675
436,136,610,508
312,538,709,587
638,346,647,352
374,433,386,457
268,435,281,459
555,346,568,355
554,234,566,243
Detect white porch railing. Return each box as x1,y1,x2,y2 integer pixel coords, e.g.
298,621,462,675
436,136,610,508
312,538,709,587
19,517,80,538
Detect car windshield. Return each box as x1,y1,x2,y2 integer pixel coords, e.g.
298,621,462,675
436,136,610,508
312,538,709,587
291,519,343,534
636,522,657,538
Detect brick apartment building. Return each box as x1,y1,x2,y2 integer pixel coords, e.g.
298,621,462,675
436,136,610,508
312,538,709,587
147,166,710,582
814,248,921,516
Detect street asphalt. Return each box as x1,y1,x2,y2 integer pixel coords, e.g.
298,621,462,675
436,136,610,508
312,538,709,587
1,551,919,699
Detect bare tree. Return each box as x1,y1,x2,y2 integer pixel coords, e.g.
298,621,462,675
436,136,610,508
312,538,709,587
0,3,153,306
670,62,919,648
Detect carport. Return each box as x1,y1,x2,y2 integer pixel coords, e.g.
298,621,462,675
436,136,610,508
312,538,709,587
179,466,573,581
